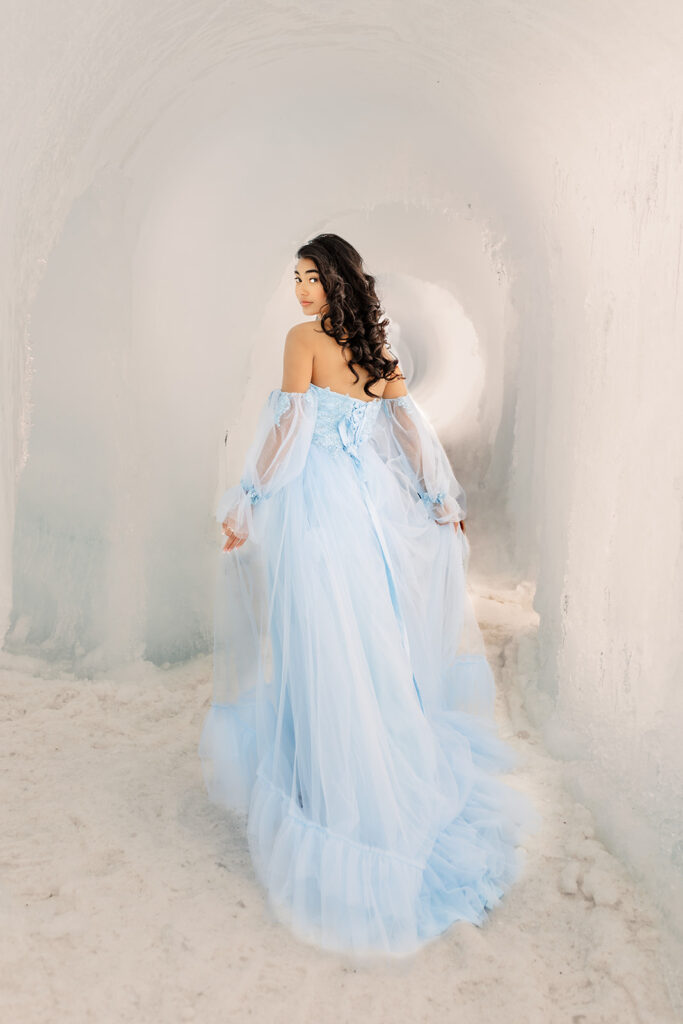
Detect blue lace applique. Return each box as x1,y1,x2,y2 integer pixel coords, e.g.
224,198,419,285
418,489,447,510
241,481,263,505
311,392,381,456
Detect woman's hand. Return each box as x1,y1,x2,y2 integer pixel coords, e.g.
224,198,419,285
221,521,248,552
437,518,466,533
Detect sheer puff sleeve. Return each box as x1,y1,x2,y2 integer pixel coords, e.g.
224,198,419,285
216,388,318,542
376,393,467,525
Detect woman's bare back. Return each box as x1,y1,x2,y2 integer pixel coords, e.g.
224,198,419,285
306,321,388,402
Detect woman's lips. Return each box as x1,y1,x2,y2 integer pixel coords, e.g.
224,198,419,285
301,301,311,306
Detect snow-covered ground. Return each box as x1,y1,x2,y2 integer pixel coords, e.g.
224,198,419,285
1,579,677,1024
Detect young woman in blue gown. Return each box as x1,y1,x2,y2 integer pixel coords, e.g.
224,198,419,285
198,233,540,958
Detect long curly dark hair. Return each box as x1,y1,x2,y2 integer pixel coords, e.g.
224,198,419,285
296,233,405,398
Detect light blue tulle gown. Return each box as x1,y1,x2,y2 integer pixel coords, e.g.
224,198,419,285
198,381,540,958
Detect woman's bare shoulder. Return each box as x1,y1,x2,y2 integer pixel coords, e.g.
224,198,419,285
287,320,319,338
381,345,408,398
290,318,330,335
284,321,321,354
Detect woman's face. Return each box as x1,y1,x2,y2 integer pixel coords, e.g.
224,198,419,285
294,258,327,318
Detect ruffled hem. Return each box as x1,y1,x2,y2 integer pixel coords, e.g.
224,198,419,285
198,702,539,958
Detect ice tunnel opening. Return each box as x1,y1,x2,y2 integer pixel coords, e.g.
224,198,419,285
371,271,486,439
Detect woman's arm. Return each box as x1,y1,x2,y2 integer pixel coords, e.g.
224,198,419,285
218,328,317,551
280,322,315,393
377,365,467,532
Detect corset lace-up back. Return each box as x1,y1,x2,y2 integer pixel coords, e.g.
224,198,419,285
309,382,382,456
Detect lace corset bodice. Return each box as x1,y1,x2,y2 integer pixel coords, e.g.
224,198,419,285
308,383,383,456
217,380,465,538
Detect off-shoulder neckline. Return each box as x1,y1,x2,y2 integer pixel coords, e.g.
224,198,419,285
309,382,381,405
277,383,410,405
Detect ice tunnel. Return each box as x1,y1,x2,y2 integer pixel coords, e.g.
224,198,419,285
2,0,682,972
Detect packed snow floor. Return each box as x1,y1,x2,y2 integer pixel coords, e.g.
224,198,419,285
0,578,678,1023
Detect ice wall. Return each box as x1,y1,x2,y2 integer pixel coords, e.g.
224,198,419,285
1,0,682,963
507,75,683,950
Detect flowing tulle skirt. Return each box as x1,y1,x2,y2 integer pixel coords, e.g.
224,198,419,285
199,428,540,958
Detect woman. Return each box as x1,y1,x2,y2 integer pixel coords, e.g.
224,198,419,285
198,233,540,958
